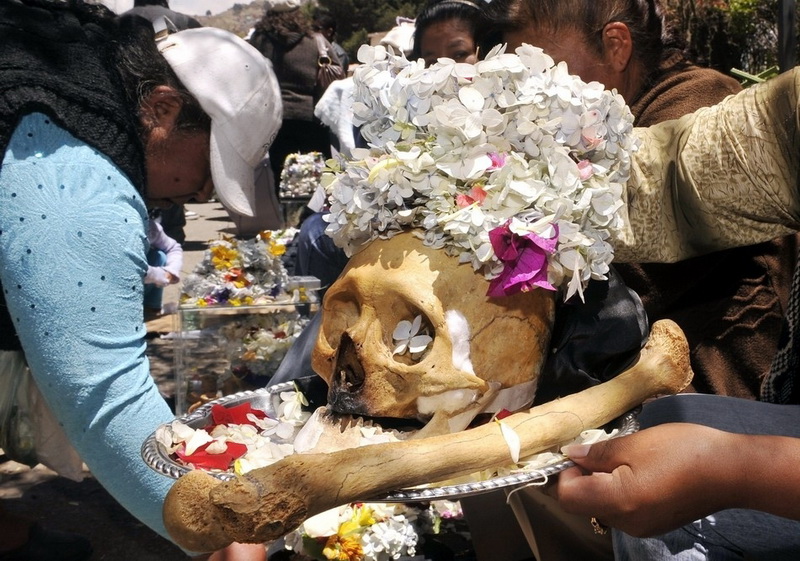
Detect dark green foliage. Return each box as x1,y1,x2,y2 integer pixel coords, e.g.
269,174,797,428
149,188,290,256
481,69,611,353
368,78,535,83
663,0,796,75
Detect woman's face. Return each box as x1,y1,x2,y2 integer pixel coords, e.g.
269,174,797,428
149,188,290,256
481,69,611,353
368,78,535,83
418,19,478,66
138,86,215,209
145,128,214,209
504,25,623,94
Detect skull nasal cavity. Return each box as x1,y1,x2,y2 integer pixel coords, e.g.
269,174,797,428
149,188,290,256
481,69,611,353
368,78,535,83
334,332,366,392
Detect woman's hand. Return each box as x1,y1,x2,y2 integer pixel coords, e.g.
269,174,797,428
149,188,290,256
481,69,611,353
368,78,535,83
554,423,744,537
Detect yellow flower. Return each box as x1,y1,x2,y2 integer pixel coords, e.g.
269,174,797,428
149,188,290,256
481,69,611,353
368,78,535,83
351,505,376,528
211,245,239,270
268,241,286,257
322,534,363,561
224,269,251,288
318,505,376,561
367,157,399,183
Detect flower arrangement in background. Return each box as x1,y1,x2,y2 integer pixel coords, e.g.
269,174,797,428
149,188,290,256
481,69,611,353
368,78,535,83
180,229,297,307
284,500,464,561
323,44,639,301
220,313,309,383
280,152,326,199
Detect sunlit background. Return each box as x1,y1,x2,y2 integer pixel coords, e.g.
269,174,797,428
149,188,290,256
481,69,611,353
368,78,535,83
97,0,239,16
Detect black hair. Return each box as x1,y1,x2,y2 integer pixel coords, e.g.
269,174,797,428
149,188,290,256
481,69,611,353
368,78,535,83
410,0,484,61
115,14,210,135
313,11,337,33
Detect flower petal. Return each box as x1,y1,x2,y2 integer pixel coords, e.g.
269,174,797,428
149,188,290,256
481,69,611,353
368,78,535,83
498,421,521,464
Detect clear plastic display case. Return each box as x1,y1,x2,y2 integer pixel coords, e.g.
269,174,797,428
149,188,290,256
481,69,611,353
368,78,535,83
174,276,319,415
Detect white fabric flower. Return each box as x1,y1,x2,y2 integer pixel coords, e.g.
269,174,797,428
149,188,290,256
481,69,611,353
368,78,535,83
323,43,638,301
392,315,433,357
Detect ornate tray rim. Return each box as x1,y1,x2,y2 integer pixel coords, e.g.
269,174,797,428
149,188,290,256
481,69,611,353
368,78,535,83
142,382,640,501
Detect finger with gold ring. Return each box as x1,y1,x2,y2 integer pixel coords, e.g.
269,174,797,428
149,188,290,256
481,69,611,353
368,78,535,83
590,517,609,535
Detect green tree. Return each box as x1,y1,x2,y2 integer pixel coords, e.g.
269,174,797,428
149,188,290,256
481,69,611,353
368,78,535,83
662,0,791,75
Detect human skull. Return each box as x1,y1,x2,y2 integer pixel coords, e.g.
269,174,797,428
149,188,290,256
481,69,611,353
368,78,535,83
312,231,556,427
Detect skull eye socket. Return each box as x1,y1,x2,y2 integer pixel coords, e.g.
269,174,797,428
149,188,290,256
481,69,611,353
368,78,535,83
391,312,434,365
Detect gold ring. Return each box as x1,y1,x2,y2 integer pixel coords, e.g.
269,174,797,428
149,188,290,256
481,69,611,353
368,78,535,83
590,517,608,535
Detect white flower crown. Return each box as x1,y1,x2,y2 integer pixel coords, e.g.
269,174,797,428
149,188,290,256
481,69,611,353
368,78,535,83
323,44,639,300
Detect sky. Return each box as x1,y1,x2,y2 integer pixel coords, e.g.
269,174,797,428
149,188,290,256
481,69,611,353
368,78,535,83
99,0,240,16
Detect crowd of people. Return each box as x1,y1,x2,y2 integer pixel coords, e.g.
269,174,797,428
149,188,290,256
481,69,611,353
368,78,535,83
2,0,800,560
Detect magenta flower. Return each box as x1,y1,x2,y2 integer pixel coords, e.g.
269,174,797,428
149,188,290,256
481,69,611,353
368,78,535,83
487,221,558,298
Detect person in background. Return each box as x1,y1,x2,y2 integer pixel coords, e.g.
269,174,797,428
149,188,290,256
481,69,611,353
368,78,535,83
478,0,800,558
313,10,349,73
0,2,281,558
483,0,796,403
125,0,201,31
144,213,183,319
552,68,800,561
124,0,204,242
294,0,485,296
410,0,484,66
248,0,341,193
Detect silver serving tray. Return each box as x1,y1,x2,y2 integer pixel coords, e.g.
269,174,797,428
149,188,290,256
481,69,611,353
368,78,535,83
142,382,640,501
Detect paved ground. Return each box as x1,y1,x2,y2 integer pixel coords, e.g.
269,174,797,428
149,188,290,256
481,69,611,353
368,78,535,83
0,201,239,560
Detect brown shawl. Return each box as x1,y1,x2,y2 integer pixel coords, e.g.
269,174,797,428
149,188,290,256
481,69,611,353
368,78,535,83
616,52,798,398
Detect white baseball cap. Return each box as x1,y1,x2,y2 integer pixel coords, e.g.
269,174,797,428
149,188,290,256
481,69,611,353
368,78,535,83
157,27,282,216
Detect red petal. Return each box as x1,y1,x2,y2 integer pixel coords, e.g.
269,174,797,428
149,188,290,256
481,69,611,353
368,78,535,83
176,441,250,471
210,402,267,426
225,441,249,460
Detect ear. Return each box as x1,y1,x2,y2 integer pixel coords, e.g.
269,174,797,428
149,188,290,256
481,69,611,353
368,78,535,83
601,21,633,73
138,85,184,131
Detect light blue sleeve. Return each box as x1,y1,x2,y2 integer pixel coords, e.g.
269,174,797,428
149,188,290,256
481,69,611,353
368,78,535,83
0,113,179,543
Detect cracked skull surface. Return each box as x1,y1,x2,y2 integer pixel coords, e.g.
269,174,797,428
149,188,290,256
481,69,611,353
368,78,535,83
312,231,556,431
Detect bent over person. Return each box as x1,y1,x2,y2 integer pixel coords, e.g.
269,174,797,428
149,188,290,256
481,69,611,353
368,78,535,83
0,1,280,558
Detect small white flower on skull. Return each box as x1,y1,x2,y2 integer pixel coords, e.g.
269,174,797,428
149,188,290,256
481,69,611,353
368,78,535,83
392,314,433,358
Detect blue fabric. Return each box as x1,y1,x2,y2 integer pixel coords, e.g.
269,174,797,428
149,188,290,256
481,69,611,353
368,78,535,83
613,394,800,560
0,113,177,542
294,211,348,294
614,511,800,561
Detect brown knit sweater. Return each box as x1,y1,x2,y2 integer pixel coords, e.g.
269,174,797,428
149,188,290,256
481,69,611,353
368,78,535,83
616,52,798,399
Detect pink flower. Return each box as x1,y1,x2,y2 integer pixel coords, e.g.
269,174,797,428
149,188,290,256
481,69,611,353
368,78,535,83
487,221,558,298
577,159,593,180
455,186,488,208
488,152,506,170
